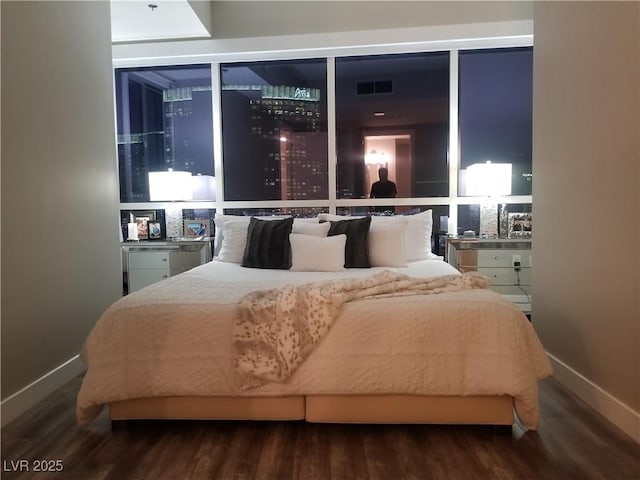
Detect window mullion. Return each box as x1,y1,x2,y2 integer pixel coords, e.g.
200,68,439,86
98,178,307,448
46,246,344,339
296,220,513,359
211,62,224,210
327,56,337,214
448,49,459,235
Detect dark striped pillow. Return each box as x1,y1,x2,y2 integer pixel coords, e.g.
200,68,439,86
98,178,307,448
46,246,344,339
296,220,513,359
241,217,294,269
325,216,372,268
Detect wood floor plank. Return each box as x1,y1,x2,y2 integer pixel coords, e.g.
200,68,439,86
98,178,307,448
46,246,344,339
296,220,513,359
1,376,639,480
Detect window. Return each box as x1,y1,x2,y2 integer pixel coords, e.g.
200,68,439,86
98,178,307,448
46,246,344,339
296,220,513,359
459,47,533,196
114,41,533,239
115,65,214,203
220,59,328,201
335,52,450,199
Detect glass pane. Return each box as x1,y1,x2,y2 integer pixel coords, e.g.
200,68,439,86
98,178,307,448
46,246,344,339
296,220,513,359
459,47,533,196
336,52,450,199
115,65,214,202
221,59,328,201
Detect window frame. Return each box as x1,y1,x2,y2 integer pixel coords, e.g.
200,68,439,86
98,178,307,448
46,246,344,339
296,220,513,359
114,26,534,235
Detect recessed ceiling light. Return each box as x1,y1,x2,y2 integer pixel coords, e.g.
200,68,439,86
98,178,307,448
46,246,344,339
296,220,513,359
374,112,385,117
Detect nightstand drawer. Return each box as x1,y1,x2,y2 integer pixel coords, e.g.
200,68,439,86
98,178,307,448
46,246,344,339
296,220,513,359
128,251,171,269
479,267,531,286
478,250,531,268
128,250,202,269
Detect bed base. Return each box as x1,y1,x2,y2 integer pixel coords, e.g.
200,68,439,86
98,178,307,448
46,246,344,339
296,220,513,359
109,394,513,428
109,395,305,421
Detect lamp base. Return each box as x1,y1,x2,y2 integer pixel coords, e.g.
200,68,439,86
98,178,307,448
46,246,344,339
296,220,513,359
480,202,499,239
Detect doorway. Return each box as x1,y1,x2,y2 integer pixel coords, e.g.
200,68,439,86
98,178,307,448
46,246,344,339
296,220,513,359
363,133,412,198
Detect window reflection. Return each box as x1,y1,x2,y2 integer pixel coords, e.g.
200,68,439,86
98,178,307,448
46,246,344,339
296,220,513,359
459,47,533,196
115,65,213,203
221,59,328,201
336,52,450,199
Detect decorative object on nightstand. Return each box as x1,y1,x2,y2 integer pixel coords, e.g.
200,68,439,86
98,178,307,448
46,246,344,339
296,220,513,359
121,210,167,243
508,212,532,238
148,221,163,240
183,219,211,239
127,222,139,241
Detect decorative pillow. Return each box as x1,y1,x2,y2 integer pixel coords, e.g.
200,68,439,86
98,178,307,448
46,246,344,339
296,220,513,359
403,209,433,261
214,215,293,262
214,215,252,263
368,217,408,267
325,216,372,268
370,210,433,261
241,217,294,269
289,234,346,272
292,220,330,237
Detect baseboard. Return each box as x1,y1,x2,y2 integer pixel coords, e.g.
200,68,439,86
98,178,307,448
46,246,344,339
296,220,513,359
547,352,640,444
1,355,85,428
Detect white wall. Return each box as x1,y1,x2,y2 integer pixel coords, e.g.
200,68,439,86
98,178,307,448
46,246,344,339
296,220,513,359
208,1,532,39
533,1,639,441
1,1,122,421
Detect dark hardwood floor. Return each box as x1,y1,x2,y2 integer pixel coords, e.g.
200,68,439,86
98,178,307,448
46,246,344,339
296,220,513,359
1,377,639,480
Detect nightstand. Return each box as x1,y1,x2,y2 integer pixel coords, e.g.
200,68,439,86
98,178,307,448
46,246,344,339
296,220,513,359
446,237,532,314
121,239,212,294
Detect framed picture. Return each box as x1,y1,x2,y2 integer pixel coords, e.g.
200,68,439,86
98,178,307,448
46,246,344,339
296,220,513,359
121,209,166,242
148,220,163,240
508,212,532,238
183,219,210,238
135,217,150,240
130,210,155,240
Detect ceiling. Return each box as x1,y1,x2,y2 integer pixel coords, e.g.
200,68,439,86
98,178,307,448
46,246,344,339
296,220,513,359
110,0,211,43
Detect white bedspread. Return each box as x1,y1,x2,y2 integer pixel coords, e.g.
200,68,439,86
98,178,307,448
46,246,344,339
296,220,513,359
77,259,552,428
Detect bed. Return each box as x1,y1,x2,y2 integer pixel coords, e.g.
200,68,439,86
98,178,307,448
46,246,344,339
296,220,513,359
77,212,552,430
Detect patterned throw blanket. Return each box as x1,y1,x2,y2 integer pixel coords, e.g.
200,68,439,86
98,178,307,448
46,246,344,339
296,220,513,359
233,270,489,388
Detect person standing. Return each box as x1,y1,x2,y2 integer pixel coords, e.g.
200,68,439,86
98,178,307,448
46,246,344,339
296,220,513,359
370,167,397,213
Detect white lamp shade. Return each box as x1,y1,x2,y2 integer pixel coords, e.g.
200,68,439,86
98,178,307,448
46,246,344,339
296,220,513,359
191,175,216,201
148,171,193,201
465,162,512,197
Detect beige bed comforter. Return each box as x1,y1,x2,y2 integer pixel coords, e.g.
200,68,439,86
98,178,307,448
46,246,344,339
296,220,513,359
77,261,552,429
235,270,490,387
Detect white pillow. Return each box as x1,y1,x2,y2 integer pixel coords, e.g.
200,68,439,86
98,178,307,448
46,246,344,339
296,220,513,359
289,234,346,272
318,211,432,263
404,209,433,260
368,217,408,267
213,215,251,263
292,219,330,237
372,210,433,261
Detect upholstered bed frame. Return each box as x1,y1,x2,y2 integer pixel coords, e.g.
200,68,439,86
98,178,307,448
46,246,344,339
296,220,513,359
76,214,552,432
109,394,514,427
